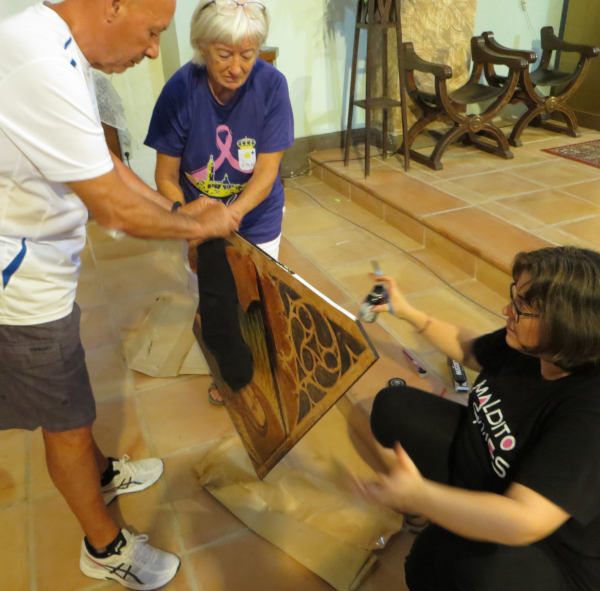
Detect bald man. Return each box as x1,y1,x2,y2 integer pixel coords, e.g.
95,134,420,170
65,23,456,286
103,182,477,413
0,1,236,588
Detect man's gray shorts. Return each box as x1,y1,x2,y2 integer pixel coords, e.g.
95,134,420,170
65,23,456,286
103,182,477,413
0,304,96,432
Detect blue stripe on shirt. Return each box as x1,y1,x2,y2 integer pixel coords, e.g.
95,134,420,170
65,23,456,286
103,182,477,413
2,238,27,289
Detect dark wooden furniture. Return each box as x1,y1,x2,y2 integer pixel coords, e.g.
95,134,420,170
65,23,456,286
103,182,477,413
343,0,410,176
401,37,529,171
483,27,600,146
259,46,278,66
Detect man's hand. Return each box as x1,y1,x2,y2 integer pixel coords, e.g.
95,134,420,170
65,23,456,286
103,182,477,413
183,196,217,211
182,199,240,244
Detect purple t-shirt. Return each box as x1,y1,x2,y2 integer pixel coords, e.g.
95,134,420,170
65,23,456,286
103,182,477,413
145,59,294,243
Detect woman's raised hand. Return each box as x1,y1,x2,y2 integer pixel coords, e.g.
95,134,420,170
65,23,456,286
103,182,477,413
369,273,415,319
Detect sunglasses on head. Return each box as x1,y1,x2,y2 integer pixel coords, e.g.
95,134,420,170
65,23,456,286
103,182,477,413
200,0,266,12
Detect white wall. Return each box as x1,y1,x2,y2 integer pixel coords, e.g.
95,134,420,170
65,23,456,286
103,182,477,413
0,0,38,18
264,0,364,139
474,0,564,58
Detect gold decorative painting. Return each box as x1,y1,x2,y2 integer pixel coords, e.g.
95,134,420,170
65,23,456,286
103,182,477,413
193,234,378,478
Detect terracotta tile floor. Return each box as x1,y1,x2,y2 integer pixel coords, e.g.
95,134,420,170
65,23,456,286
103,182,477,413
3,126,600,591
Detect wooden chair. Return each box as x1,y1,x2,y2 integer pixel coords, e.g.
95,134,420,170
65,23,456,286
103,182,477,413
482,27,600,146
401,37,528,170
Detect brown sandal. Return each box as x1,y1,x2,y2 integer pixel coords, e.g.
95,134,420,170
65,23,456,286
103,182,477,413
403,514,429,534
208,382,225,406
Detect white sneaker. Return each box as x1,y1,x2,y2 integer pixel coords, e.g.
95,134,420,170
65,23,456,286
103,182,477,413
101,455,164,505
80,529,180,590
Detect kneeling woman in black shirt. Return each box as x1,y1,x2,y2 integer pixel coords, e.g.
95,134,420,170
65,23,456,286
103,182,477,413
357,246,600,591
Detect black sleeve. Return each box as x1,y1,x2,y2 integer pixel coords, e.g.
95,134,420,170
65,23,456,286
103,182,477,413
472,328,511,371
514,388,600,525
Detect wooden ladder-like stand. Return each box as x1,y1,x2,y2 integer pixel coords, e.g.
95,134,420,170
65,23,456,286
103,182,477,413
344,0,410,176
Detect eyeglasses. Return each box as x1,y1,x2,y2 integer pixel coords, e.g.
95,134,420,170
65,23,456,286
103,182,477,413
509,282,540,323
200,0,266,12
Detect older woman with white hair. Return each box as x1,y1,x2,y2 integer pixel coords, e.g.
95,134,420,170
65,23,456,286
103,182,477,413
146,0,293,258
145,0,294,404
146,0,293,259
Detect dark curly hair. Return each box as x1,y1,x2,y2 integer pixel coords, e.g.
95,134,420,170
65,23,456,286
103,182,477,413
512,246,600,371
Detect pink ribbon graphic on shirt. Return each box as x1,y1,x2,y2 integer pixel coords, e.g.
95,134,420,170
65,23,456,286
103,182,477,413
188,124,243,181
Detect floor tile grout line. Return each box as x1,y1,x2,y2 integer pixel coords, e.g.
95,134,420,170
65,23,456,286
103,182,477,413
560,193,600,208
286,224,421,247
180,528,252,557
550,212,600,227
180,551,203,591
472,205,599,241
130,373,200,396
505,176,600,191
25,432,38,591
428,186,551,202
417,204,477,218
415,199,549,241
129,383,202,591
310,248,424,275
282,235,368,305
400,283,507,308
159,438,229,461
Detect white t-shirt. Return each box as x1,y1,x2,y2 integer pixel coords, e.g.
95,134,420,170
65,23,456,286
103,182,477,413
0,3,113,325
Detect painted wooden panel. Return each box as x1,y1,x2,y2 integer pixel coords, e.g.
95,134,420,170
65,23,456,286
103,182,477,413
193,234,378,478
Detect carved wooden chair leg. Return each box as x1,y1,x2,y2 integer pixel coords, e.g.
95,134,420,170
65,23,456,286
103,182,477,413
540,103,581,138
427,125,470,170
472,122,514,158
509,103,547,146
401,110,439,154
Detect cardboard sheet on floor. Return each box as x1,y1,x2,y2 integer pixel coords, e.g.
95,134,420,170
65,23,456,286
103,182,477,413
125,291,210,377
119,245,212,378
194,234,379,478
196,406,404,591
